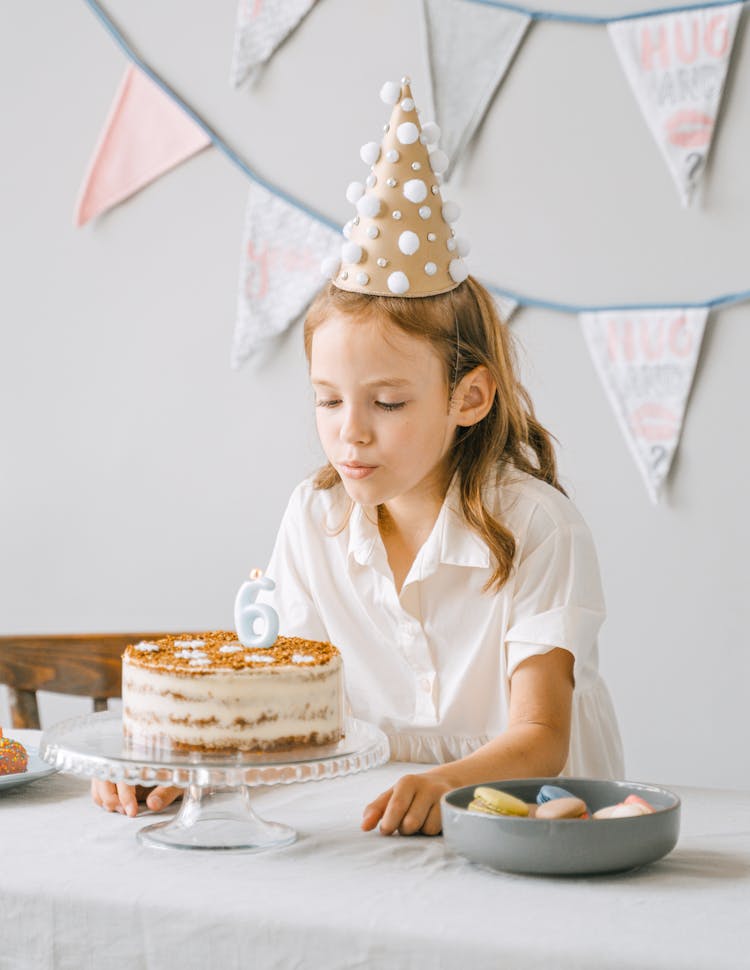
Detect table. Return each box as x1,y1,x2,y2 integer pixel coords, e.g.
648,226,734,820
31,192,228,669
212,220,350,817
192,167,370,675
2,730,750,970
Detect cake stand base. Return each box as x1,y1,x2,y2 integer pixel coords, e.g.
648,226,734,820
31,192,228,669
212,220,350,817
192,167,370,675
137,784,297,852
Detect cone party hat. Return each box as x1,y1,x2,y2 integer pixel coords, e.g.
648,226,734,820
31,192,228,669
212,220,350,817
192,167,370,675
321,77,470,298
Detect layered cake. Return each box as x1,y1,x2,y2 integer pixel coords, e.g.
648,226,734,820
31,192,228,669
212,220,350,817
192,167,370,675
122,631,344,753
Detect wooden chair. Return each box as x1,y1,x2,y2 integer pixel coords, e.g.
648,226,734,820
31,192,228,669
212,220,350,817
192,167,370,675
0,634,168,730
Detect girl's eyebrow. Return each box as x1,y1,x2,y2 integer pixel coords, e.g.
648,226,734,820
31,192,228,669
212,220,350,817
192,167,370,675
311,377,412,389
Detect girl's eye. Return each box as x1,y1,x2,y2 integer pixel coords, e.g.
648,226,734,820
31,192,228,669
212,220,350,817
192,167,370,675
376,401,407,412
315,399,340,408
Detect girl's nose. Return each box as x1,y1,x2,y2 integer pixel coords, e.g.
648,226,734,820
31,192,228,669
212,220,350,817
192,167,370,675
339,405,371,445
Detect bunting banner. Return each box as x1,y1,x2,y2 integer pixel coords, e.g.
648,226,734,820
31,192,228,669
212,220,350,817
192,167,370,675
229,0,318,88
422,0,531,179
608,3,741,207
74,65,210,226
231,183,339,368
580,308,709,502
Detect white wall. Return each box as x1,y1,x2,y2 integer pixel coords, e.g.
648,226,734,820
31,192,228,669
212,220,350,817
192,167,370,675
2,0,748,787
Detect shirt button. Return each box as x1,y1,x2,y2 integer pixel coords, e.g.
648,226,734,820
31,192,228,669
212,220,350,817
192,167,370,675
419,677,431,693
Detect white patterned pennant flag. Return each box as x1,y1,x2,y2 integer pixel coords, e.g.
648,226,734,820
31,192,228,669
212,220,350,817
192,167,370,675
580,308,709,502
230,0,317,87
608,4,741,207
232,183,339,368
422,0,530,179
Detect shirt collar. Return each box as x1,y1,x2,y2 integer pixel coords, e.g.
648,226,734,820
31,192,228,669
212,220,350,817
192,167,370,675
347,477,490,572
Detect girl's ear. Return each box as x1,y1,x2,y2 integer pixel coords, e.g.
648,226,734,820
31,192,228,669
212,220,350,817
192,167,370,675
453,365,496,427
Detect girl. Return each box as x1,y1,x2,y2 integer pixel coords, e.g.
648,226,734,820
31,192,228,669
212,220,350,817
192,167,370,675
92,78,623,829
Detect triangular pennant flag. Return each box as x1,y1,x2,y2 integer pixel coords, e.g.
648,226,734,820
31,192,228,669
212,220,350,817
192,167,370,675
580,308,708,503
231,183,339,368
608,4,741,207
230,0,317,88
74,66,210,227
422,0,530,179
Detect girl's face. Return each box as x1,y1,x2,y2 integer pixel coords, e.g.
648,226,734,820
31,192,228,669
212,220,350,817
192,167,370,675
310,310,460,508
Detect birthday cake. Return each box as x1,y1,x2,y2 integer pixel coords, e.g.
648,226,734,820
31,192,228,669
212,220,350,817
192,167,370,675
122,631,344,754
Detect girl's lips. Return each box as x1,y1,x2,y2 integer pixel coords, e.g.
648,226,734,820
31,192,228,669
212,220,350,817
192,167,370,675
339,462,378,480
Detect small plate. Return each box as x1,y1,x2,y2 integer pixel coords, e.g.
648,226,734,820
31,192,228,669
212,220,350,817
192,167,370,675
0,745,58,792
441,777,681,876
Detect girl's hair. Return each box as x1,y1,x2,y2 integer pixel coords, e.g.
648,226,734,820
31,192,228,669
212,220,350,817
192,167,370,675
303,276,565,591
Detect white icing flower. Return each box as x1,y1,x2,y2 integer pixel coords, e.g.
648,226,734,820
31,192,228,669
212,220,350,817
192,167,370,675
134,641,160,651
396,122,419,145
189,657,210,666
292,653,316,664
387,271,410,294
219,644,243,653
244,654,275,663
398,231,420,255
174,639,205,648
403,179,428,204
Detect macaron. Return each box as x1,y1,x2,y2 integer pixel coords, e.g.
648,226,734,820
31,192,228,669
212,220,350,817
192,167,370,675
593,799,652,819
469,786,529,817
536,784,577,805
624,794,655,814
535,796,588,820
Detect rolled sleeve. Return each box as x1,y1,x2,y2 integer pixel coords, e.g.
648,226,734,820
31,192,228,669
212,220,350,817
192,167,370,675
505,511,606,684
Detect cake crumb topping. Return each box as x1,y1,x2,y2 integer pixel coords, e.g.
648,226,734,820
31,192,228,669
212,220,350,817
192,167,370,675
123,631,340,673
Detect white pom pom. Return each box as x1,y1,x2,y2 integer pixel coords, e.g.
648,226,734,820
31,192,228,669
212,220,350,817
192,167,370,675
398,231,420,255
418,206,431,220
342,219,354,240
400,97,415,112
403,179,428,204
357,195,381,218
360,142,381,166
421,121,441,145
455,237,471,258
396,122,419,145
356,271,370,286
387,271,410,294
424,262,437,276
448,259,468,284
346,181,364,204
380,81,401,105
429,149,449,175
321,255,340,278
385,149,400,163
446,239,456,252
342,242,363,264
442,201,461,223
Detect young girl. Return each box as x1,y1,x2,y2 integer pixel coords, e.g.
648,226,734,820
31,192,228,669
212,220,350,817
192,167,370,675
92,79,623,831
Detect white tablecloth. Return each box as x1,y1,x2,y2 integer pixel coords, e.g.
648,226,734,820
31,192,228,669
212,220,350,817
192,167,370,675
2,730,750,970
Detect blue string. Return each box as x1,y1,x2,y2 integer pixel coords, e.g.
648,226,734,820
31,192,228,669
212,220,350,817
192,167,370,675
468,0,746,24
82,0,750,317
81,0,340,234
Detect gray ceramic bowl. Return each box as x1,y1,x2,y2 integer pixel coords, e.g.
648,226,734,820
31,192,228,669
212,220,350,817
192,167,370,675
441,777,680,876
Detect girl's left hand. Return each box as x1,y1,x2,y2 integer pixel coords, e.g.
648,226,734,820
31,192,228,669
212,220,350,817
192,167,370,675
361,770,457,836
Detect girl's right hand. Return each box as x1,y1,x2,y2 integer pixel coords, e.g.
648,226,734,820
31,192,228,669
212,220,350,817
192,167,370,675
91,779,182,818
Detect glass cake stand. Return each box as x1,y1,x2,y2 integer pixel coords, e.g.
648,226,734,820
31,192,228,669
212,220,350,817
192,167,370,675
40,711,390,853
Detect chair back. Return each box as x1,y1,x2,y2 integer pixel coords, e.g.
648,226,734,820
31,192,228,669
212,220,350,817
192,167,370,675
0,634,167,729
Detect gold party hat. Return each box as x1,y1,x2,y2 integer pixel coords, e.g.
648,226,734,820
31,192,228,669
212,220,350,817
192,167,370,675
321,76,470,298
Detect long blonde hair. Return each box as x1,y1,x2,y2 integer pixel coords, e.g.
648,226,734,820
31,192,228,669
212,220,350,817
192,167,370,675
303,276,565,591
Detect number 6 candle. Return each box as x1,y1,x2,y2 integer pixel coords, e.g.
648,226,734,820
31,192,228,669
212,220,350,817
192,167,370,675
234,568,280,649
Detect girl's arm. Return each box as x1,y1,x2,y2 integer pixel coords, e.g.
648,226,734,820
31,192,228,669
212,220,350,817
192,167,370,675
362,647,574,836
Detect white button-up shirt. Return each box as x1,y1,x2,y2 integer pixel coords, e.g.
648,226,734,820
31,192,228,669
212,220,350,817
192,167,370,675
261,471,624,777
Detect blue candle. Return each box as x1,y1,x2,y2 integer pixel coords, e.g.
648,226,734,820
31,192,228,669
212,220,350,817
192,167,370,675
234,569,280,649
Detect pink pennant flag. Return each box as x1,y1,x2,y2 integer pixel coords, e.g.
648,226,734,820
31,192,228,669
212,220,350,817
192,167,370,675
74,65,211,226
